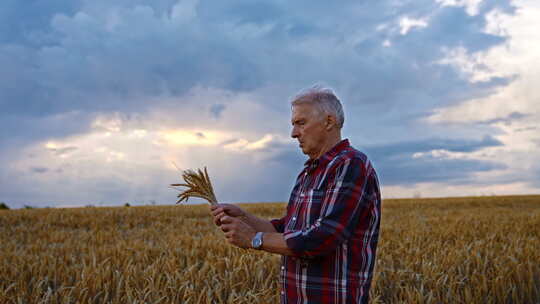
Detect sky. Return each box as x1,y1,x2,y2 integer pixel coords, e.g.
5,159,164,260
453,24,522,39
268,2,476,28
1,0,539,208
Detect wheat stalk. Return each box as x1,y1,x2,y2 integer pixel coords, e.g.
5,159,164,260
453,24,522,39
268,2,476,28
171,166,218,205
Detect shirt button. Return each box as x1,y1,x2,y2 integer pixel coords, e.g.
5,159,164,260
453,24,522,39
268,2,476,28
281,291,285,295
292,217,296,221
281,266,285,270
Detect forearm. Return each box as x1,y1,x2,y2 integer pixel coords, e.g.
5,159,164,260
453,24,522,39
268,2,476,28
261,232,295,256
241,212,277,233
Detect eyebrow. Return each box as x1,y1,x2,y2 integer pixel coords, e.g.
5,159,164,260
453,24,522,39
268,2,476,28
292,118,305,125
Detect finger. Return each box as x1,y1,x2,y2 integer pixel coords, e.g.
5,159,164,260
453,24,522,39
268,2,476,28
220,224,230,232
215,213,227,226
220,215,233,224
213,215,222,226
211,207,224,217
219,204,234,213
212,212,223,222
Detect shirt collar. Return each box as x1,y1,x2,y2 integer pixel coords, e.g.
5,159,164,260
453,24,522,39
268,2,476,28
304,139,350,170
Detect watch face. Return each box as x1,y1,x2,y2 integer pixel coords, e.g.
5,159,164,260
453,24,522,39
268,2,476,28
252,233,263,249
253,237,262,248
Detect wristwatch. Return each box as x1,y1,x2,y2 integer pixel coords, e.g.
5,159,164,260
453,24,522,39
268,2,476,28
251,232,264,250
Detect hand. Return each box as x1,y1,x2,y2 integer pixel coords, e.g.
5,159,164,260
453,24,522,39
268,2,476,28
210,204,246,226
219,215,256,249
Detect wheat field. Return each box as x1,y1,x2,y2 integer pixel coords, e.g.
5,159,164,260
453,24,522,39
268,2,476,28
0,195,539,303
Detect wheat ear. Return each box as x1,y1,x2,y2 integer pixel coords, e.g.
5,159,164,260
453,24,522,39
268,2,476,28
171,166,218,205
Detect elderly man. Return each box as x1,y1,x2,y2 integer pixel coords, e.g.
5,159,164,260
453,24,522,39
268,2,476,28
211,85,381,304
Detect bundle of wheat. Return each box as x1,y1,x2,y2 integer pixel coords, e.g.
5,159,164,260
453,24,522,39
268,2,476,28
171,166,218,205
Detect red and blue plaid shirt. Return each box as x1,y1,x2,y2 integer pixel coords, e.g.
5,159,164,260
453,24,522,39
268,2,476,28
271,139,381,304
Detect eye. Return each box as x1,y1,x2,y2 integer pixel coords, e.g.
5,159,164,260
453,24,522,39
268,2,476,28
292,119,306,126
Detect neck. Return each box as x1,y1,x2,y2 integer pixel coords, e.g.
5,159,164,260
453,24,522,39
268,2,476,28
310,135,342,160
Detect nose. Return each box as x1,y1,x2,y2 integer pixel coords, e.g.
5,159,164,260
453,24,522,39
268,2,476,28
291,126,299,139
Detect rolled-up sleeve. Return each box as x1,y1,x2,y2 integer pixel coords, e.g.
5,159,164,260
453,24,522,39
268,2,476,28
283,157,372,257
270,217,286,233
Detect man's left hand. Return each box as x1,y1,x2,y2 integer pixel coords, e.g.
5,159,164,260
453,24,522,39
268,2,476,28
219,215,256,249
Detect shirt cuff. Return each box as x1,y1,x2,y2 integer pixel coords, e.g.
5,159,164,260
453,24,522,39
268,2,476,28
283,229,316,258
270,218,285,233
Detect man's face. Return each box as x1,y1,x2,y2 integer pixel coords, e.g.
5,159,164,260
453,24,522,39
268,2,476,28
291,103,327,159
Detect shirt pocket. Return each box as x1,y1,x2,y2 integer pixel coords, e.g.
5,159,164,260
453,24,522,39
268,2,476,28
303,189,325,227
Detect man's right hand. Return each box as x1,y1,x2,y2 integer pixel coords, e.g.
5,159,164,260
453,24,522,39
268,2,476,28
210,204,246,226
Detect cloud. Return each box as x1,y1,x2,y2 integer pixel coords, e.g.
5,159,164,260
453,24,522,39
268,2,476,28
2,0,539,207
476,112,528,125
1,0,516,122
364,136,504,185
420,0,540,192
30,167,49,174
377,157,504,185
0,105,302,207
209,104,226,119
365,135,502,157
46,145,79,157
399,16,429,35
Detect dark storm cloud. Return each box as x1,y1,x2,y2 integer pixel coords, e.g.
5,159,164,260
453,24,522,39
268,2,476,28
373,155,505,185
364,135,503,158
362,136,504,185
0,112,94,147
266,146,305,170
49,146,79,156
210,104,226,119
1,0,515,120
30,167,49,174
0,0,79,45
0,0,527,205
239,134,506,195
478,112,529,125
1,1,264,120
515,126,537,133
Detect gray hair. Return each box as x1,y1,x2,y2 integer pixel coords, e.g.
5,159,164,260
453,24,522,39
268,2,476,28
290,84,345,129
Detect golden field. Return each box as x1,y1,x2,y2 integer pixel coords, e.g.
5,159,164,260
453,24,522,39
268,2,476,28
0,195,539,304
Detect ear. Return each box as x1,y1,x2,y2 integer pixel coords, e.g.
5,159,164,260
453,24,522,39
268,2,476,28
325,114,336,131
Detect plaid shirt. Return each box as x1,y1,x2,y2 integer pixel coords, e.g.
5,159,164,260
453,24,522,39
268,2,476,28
271,139,381,304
